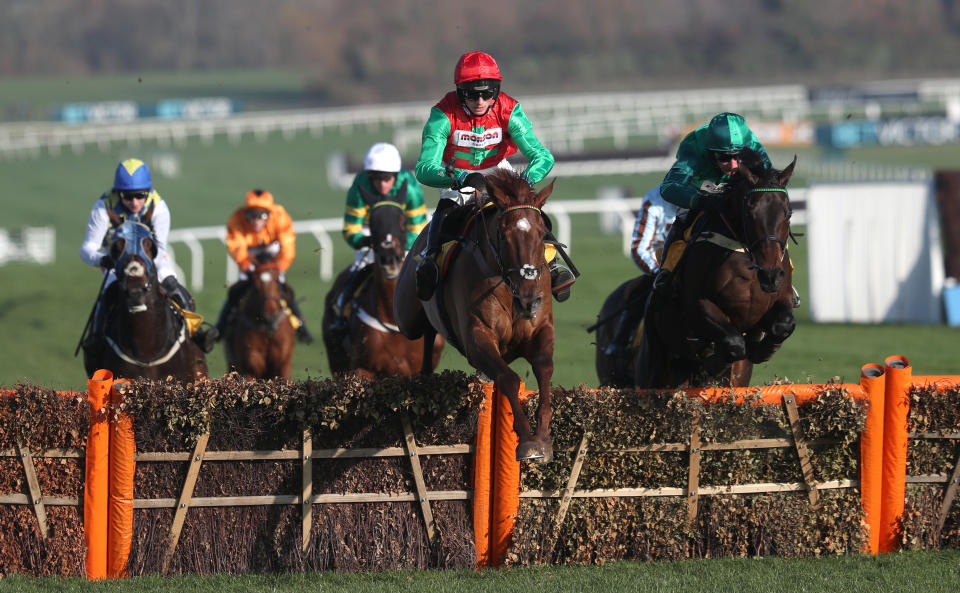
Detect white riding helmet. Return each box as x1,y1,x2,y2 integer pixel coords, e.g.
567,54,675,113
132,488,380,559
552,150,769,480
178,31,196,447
363,142,402,173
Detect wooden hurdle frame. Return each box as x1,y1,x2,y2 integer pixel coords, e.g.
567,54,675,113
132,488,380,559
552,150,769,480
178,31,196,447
2,356,959,577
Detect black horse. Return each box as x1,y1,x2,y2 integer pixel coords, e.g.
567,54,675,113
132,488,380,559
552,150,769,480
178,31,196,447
82,221,207,381
592,274,654,387
636,152,798,388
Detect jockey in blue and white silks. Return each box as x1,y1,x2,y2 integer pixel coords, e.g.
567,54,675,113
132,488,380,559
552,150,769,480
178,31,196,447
79,158,176,289
79,158,218,353
630,184,680,276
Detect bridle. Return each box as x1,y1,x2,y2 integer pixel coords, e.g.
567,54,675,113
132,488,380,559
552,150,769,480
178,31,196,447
369,200,406,259
716,187,792,270
490,204,547,300
245,270,289,333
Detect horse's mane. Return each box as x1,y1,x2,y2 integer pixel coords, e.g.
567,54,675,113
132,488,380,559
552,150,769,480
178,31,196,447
740,148,780,186
485,170,537,206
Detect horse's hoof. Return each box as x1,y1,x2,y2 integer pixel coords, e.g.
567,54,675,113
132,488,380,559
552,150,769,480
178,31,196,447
516,441,545,461
536,441,554,464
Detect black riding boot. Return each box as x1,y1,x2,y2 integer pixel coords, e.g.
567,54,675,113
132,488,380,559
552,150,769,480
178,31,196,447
648,268,675,312
543,231,576,302
161,276,219,353
330,267,367,332
549,261,576,302
283,283,314,344
416,200,456,301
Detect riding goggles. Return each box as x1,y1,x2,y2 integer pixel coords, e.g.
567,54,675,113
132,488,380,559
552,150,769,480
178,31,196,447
367,171,397,184
245,209,270,221
712,151,742,164
119,189,150,201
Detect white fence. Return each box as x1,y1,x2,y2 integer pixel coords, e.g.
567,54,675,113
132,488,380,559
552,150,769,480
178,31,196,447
6,78,960,158
167,193,809,292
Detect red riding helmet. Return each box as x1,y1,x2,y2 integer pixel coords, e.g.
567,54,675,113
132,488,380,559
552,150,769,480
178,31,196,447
454,51,503,85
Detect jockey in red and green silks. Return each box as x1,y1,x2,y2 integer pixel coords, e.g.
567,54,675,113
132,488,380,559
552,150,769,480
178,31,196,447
413,50,574,303
414,91,555,191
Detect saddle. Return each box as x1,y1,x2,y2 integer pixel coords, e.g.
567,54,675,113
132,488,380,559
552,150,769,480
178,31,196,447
228,281,302,330
334,266,372,322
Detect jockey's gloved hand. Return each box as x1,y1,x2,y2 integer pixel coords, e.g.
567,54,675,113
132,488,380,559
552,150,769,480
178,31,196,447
700,180,729,195
99,255,114,269
265,241,281,257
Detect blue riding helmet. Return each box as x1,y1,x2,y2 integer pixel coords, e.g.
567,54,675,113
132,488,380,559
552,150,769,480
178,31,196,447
112,221,156,277
705,113,751,153
113,158,152,191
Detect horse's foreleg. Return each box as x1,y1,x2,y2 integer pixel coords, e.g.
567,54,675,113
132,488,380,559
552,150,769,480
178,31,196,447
420,325,437,375
746,301,795,363
692,298,745,362
527,330,555,462
466,338,537,457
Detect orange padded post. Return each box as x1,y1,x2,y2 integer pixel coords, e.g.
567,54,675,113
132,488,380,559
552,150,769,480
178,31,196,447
85,369,113,580
471,382,495,567
107,379,135,578
489,384,526,567
880,355,912,553
859,363,886,554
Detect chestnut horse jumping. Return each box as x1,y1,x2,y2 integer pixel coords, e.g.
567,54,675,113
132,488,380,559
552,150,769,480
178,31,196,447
223,263,295,379
394,170,557,462
636,152,798,388
323,193,443,378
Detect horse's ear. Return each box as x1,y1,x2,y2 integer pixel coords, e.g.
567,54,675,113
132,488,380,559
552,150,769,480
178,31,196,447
357,184,379,208
109,238,126,263
395,179,408,201
778,155,798,187
106,206,123,227
739,167,760,186
488,179,509,211
142,236,158,260
532,179,555,209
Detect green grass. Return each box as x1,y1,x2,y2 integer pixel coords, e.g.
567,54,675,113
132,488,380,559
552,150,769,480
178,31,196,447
2,550,959,592
0,69,311,120
2,130,959,391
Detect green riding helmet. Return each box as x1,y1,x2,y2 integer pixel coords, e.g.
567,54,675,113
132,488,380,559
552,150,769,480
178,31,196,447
705,112,751,153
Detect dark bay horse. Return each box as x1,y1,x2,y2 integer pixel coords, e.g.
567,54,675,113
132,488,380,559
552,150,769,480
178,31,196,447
83,221,207,381
636,153,798,389
394,170,557,462
322,192,444,378
592,275,653,388
223,263,295,379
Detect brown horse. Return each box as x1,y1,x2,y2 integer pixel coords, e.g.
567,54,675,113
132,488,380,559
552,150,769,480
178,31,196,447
223,263,295,379
394,170,557,462
83,221,207,381
322,193,443,378
636,151,797,389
